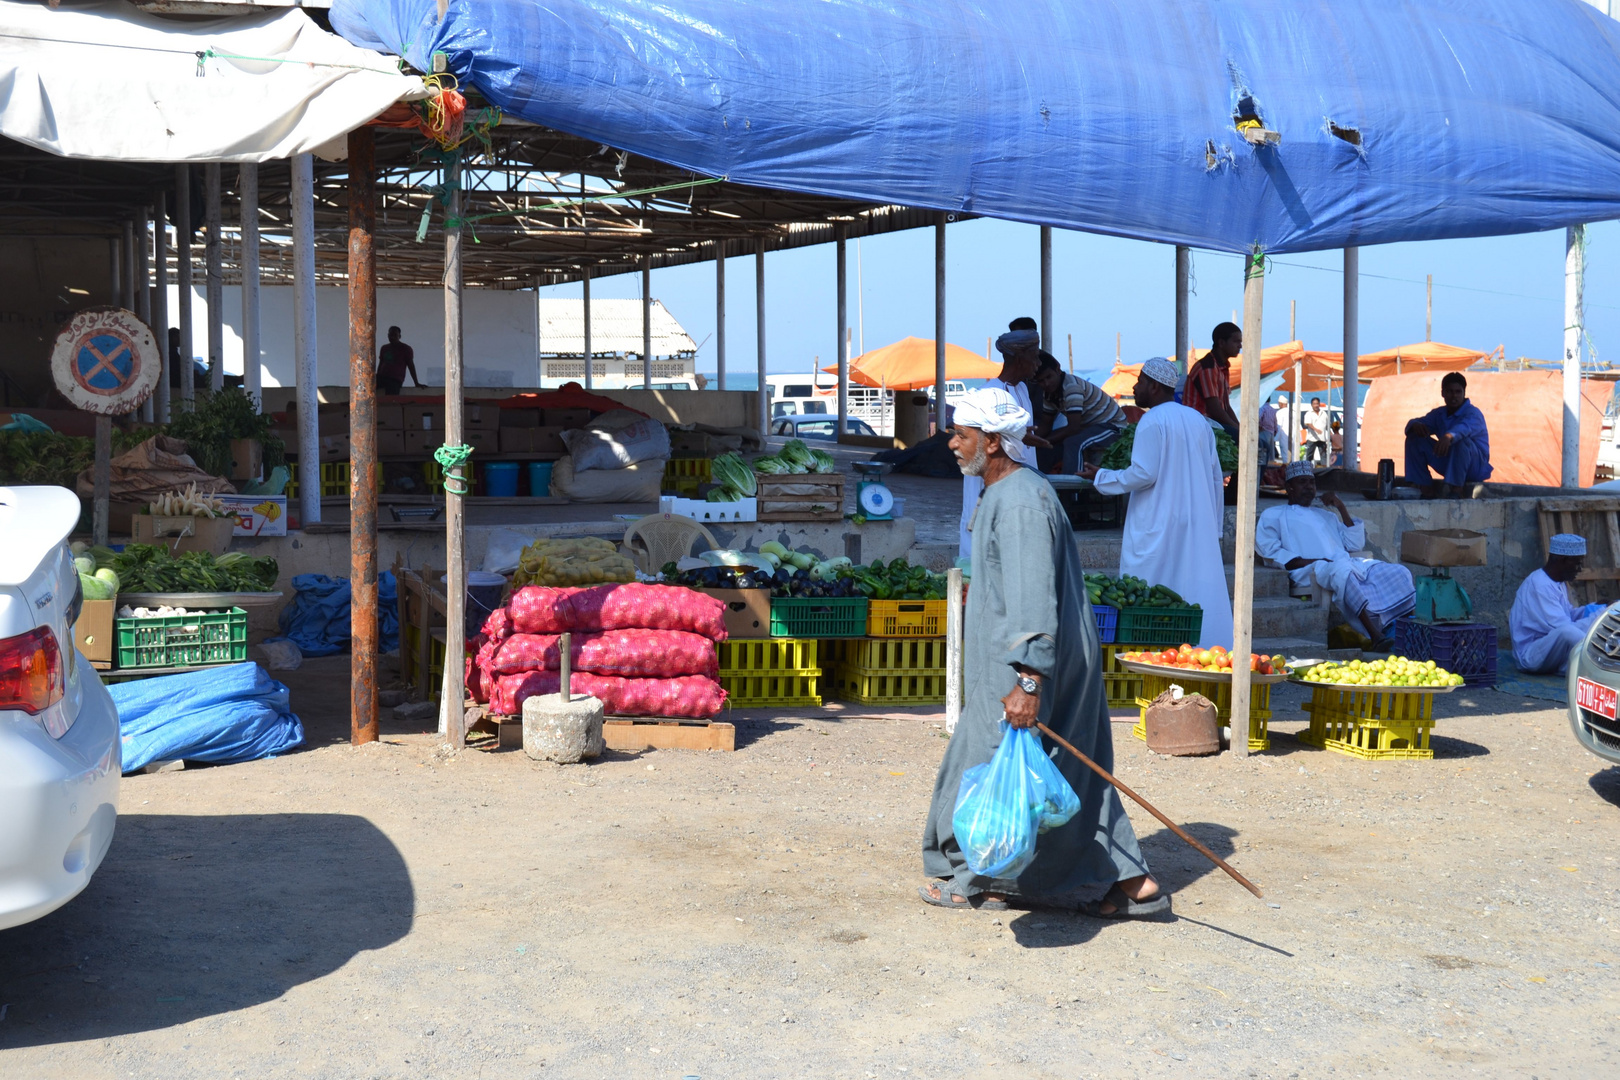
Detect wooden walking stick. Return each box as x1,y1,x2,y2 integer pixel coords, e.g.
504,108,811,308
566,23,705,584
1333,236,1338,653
1037,722,1264,899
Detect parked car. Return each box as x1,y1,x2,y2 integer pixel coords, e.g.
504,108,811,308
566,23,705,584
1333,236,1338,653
1569,604,1620,766
0,486,121,931
770,416,878,440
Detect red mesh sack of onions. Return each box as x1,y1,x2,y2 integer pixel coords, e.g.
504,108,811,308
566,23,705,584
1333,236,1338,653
489,671,727,719
487,629,717,679
507,583,727,640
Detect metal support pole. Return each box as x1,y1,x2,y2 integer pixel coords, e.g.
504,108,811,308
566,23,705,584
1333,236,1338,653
756,238,768,434
1343,247,1360,471
121,220,136,310
836,225,848,436
240,163,262,406
291,153,320,526
1289,299,1296,341
442,155,468,747
945,567,964,734
1174,246,1190,373
1565,225,1585,488
1039,225,1053,353
348,129,380,747
581,264,593,390
642,256,653,390
136,210,153,422
153,188,170,423
205,162,223,392
1228,249,1265,760
935,213,947,429
175,163,194,404
1425,274,1433,341
715,241,727,391
110,237,121,307
93,415,111,546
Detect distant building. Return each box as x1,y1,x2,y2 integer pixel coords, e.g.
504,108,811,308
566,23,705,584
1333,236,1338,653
537,298,698,389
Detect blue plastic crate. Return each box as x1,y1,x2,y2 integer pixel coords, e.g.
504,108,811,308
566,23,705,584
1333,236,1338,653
1093,604,1118,644
1393,618,1497,687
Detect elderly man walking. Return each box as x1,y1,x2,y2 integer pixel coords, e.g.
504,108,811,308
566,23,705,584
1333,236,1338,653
921,386,1164,918
959,327,1048,559
1082,358,1233,648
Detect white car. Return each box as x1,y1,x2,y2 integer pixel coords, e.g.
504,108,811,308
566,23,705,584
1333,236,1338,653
0,486,121,930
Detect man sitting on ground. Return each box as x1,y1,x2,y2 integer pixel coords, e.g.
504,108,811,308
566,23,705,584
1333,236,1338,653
1405,372,1492,497
1510,534,1607,675
1256,462,1415,646
1033,353,1126,472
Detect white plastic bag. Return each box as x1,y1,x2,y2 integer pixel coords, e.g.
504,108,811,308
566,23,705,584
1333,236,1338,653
561,418,671,472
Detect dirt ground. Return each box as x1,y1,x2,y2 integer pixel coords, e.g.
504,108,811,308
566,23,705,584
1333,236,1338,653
3,656,1618,1079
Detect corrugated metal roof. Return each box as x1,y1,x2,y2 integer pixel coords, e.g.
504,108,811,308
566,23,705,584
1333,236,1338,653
537,298,696,356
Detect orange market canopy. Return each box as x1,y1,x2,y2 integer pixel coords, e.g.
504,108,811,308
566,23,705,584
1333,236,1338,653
1100,340,1500,400
1099,341,1314,399
821,336,1002,391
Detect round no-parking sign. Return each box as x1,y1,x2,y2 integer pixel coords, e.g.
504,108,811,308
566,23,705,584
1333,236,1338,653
50,307,160,415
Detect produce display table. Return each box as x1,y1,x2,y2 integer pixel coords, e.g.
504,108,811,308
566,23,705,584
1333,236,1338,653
1118,660,1287,752
1294,679,1458,761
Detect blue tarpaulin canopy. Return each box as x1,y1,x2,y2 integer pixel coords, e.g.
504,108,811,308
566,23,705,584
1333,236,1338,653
331,0,1620,254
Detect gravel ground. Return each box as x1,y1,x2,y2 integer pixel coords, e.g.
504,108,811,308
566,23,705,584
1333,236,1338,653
2,658,1618,1078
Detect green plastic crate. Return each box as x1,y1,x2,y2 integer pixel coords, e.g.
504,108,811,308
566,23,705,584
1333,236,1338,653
1114,605,1204,647
768,596,868,638
115,607,249,670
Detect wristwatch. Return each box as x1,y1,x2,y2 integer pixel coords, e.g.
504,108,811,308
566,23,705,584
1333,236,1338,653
1016,673,1041,695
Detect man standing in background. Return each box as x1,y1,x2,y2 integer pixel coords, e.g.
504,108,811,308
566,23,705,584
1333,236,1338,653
1302,398,1330,466
375,325,422,396
1182,322,1242,440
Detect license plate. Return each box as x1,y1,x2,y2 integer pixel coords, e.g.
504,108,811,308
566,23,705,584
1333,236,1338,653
1577,677,1618,720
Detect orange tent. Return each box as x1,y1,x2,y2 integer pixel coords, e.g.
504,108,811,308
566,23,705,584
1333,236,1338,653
1099,341,1319,399
1360,370,1606,487
820,335,1002,391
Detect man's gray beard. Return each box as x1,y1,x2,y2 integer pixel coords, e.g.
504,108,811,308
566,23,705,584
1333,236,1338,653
956,443,988,477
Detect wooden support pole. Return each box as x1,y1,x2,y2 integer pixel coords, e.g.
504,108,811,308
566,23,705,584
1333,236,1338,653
205,162,223,392
642,256,653,390
1039,225,1053,353
1174,246,1190,373
152,188,170,423
348,128,379,747
92,415,110,546
756,237,768,434
715,240,726,391
291,153,320,526
136,209,153,422
175,163,193,403
945,567,964,735
1228,249,1265,759
442,154,468,747
240,163,262,407
934,213,947,428
836,224,848,436
1343,246,1359,471
1565,226,1585,489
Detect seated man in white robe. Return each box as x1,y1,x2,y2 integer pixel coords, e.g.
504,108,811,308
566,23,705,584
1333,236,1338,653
1510,533,1608,675
1255,462,1415,645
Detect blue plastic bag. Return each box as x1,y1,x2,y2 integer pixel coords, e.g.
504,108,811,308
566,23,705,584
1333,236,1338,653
110,662,305,773
953,723,1082,879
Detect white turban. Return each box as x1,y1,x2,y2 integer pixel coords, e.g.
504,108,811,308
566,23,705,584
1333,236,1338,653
1140,357,1179,388
1550,533,1587,556
952,385,1031,457
1284,461,1314,481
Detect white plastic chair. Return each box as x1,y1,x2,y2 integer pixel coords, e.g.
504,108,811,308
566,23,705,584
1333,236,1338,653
622,514,718,573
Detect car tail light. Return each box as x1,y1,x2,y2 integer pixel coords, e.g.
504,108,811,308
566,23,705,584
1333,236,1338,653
0,625,64,716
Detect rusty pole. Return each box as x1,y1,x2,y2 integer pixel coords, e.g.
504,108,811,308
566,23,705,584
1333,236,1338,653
348,129,380,746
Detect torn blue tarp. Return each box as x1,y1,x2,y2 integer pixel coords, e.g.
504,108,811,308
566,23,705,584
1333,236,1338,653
273,572,399,658
110,662,305,773
330,0,1620,253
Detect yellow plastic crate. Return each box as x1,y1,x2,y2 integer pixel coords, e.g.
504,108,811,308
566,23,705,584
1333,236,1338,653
402,624,448,703
828,666,946,705
720,672,822,707
717,638,819,673
825,637,945,672
1299,687,1437,760
321,461,383,497
1132,672,1271,752
1104,672,1143,709
866,599,946,638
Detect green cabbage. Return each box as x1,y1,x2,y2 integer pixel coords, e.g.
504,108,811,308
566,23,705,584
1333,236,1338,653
710,451,757,497
753,456,790,475
779,439,816,473
808,449,837,474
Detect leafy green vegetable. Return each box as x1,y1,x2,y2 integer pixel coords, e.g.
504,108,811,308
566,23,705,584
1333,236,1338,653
834,557,947,601
1097,423,1238,473
709,451,757,497
0,427,157,488
164,388,285,479
808,449,837,474
112,544,279,593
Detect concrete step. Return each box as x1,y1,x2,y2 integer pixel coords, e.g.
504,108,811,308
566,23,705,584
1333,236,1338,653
1250,596,1330,641
1226,564,1292,599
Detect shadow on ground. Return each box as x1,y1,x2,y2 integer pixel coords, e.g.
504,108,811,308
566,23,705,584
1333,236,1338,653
0,813,411,1047
1589,766,1620,808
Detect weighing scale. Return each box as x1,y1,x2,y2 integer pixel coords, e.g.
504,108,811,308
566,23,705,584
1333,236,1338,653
853,462,896,521
1413,566,1474,623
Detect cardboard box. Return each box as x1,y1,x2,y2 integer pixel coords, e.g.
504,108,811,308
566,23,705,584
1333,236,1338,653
288,402,350,435
377,405,405,431
498,408,540,429
701,588,772,639
131,513,236,556
669,430,712,457
317,433,351,463
403,428,438,456
227,438,262,481
377,428,407,456
74,598,114,665
406,405,444,432
1401,528,1488,567
499,426,567,455
465,400,503,431
544,408,592,429
465,429,497,454
219,494,288,537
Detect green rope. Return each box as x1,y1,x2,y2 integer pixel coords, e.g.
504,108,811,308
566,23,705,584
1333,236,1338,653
434,444,474,496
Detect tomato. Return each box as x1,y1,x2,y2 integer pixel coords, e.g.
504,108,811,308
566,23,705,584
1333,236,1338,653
1248,654,1260,671
1258,661,1272,675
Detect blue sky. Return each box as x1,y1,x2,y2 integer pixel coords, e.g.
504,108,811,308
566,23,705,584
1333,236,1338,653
538,217,1620,386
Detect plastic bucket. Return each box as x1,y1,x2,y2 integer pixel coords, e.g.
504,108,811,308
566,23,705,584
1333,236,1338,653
446,570,509,638
483,462,520,497
527,461,554,497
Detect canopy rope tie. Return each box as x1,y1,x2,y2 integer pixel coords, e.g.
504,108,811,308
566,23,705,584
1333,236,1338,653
434,444,474,496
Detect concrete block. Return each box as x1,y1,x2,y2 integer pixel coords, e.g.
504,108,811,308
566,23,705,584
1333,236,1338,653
522,693,605,763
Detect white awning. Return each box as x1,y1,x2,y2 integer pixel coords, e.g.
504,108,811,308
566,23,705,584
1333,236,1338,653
0,0,423,162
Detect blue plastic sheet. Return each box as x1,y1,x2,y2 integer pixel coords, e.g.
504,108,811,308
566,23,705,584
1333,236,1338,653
331,0,1620,254
111,662,305,773
274,571,398,658
952,723,1081,880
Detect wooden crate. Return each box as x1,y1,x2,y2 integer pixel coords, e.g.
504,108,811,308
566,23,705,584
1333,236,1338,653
394,559,450,702
756,474,845,522
603,718,735,752
1538,498,1620,605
